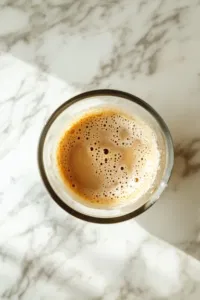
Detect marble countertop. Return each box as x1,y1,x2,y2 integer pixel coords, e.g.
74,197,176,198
1,0,200,299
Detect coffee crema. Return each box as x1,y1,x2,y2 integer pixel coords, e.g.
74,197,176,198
56,109,160,208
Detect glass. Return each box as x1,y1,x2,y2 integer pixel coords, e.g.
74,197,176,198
38,89,174,223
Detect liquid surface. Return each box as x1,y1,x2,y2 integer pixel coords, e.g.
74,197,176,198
56,110,160,208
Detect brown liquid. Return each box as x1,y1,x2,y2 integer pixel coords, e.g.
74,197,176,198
56,109,160,208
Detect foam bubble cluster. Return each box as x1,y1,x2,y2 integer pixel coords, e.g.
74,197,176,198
56,110,160,208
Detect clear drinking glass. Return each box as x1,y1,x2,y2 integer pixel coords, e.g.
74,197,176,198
38,90,174,223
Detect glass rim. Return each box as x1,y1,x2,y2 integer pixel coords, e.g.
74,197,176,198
38,89,174,224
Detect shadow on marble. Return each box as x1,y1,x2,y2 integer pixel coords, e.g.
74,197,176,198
137,138,200,261
1,241,199,300
99,249,200,300
1,0,191,91
0,2,117,90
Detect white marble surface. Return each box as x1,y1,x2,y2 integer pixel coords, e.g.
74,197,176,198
1,0,200,299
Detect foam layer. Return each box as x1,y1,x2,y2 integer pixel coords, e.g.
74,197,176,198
56,110,160,208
